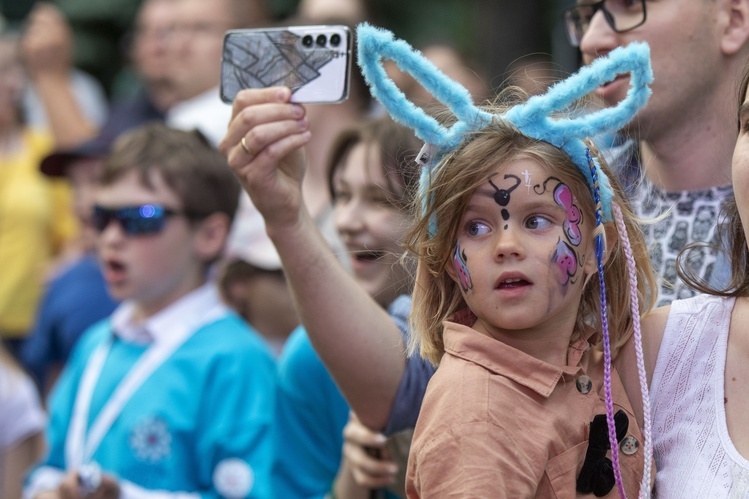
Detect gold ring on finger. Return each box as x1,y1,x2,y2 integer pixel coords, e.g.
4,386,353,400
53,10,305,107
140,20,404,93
240,136,254,157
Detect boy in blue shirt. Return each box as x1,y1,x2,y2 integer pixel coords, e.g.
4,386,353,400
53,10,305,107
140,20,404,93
26,123,276,499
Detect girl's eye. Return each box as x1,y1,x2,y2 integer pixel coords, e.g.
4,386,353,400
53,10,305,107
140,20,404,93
466,221,490,237
525,215,552,230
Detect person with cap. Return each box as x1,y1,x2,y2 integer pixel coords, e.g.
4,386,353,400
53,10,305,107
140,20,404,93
219,202,298,356
19,135,119,395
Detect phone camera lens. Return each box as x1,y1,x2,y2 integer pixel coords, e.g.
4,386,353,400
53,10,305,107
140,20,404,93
302,35,313,48
329,33,341,47
316,34,327,47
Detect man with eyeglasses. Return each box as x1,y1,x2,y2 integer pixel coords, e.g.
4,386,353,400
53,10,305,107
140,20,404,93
564,0,749,306
564,3,749,498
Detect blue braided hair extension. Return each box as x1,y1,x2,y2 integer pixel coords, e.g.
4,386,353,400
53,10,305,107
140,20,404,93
588,148,627,498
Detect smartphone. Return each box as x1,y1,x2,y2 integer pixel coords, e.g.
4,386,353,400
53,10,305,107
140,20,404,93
220,25,352,104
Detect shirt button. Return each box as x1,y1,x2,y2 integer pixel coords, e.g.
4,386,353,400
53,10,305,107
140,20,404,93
621,436,639,455
576,375,592,394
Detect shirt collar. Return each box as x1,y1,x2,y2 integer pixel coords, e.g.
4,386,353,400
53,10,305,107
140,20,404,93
110,283,229,344
441,321,592,398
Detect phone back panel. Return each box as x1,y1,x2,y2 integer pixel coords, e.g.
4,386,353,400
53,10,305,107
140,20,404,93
220,25,351,104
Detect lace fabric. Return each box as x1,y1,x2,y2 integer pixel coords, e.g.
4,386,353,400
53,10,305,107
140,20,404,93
650,294,749,498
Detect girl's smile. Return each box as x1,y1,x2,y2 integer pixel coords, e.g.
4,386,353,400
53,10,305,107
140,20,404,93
333,142,412,308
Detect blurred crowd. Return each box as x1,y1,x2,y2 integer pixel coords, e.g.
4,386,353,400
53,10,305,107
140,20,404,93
0,1,496,496
1,0,748,498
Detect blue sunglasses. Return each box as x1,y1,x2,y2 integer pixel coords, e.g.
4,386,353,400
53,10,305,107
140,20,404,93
92,204,183,235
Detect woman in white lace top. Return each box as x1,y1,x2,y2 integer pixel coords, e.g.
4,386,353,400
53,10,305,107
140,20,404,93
618,63,749,499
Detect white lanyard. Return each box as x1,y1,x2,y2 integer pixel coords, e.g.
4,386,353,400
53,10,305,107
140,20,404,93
65,304,226,468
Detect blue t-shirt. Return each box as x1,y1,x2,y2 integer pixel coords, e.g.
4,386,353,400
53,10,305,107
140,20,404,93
273,295,417,498
31,310,276,498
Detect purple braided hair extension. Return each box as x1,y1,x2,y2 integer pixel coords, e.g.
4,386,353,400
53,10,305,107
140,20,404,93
612,203,653,498
587,149,627,498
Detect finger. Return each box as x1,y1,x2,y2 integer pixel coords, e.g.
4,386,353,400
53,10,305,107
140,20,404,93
220,101,306,157
230,118,308,166
345,448,398,490
230,86,291,121
58,472,80,499
92,476,119,499
351,466,397,489
343,420,388,449
257,129,311,165
227,121,310,174
343,441,398,476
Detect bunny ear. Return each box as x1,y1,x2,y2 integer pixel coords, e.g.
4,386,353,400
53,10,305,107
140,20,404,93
356,23,492,151
502,42,652,221
503,42,652,145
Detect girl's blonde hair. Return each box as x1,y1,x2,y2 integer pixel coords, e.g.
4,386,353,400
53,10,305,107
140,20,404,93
406,89,657,366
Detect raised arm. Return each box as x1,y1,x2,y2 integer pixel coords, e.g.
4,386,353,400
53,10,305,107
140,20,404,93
220,87,407,430
21,3,98,148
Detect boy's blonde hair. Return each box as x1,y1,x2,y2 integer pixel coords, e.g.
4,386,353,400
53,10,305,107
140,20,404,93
407,90,657,366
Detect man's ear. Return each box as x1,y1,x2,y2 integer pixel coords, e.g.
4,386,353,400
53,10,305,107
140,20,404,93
719,0,749,55
193,212,231,261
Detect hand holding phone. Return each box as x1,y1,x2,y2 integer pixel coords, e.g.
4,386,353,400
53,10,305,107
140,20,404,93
220,25,351,104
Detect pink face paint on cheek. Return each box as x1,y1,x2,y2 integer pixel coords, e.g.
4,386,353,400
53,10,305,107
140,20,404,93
551,238,579,288
452,243,473,292
553,183,583,246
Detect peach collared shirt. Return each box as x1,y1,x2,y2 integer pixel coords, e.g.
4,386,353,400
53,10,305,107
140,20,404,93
406,321,647,498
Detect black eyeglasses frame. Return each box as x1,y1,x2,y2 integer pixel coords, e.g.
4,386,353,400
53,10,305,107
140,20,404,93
563,0,647,47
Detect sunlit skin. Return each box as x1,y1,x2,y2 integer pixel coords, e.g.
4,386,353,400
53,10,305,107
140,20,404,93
167,0,233,100
726,83,749,462
332,142,412,309
95,171,206,321
735,92,749,240
448,158,596,365
579,0,722,136
132,0,175,87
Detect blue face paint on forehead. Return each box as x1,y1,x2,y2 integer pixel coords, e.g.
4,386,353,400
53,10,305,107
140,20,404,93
355,22,653,223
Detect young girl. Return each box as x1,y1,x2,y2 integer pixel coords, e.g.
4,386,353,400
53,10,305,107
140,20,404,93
354,24,657,497
404,101,653,498
626,60,749,498
273,116,421,498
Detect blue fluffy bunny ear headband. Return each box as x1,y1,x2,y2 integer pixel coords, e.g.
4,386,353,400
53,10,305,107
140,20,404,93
356,22,652,222
357,22,654,499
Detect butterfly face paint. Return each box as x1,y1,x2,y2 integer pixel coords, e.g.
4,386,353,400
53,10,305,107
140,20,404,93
554,183,583,246
552,237,579,287
452,242,473,292
534,176,586,288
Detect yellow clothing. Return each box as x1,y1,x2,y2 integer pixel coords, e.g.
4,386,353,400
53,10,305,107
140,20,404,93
0,129,77,337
